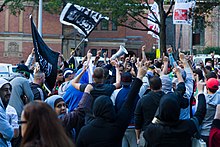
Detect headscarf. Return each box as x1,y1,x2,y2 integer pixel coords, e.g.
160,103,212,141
45,95,64,110
157,93,180,123
93,95,116,122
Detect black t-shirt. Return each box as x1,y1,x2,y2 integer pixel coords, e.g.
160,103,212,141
80,83,116,99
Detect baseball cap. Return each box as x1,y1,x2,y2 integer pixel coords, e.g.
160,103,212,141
0,78,10,89
16,64,30,73
16,64,31,78
63,68,74,78
206,78,219,90
121,72,132,86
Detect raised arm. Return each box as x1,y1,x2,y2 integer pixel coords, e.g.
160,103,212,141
141,45,147,62
179,53,194,99
112,60,121,89
62,84,94,130
161,56,169,75
193,80,206,124
71,66,88,90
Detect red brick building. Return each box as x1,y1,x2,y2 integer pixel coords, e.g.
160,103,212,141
0,1,220,65
0,2,157,65
0,4,62,65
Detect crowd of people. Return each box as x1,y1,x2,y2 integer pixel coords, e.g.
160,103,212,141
1,45,220,147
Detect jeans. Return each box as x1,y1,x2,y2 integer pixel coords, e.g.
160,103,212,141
122,128,137,147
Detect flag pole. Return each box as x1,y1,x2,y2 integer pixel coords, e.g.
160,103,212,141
75,38,85,50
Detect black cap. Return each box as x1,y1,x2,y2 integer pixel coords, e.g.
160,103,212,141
16,64,30,73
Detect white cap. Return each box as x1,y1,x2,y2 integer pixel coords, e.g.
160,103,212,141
63,69,74,78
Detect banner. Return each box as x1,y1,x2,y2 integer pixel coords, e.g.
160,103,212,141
173,0,196,25
30,16,59,91
147,2,160,39
60,3,109,38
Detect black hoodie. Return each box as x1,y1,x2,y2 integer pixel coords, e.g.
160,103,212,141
76,78,143,147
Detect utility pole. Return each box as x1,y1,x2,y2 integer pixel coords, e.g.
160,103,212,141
38,0,43,36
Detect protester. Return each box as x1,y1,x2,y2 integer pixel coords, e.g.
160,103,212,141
8,65,34,147
58,68,75,97
6,104,19,147
45,95,67,118
72,65,121,102
135,76,164,146
110,71,148,147
143,80,206,146
76,62,146,147
20,101,74,147
200,78,220,145
51,69,64,95
0,78,14,147
30,71,47,101
209,104,220,147
9,65,34,119
63,67,89,112
45,82,94,141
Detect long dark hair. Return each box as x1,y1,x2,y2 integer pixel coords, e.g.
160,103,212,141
21,101,74,147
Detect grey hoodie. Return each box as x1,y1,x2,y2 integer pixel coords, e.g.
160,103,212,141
201,90,220,136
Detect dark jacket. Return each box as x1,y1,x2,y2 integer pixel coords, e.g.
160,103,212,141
135,90,165,130
143,93,206,147
30,82,47,101
135,82,186,131
61,93,93,141
76,78,143,147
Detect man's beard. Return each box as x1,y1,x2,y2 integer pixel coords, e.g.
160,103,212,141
1,95,10,108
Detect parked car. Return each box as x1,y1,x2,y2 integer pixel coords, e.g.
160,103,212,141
193,54,220,65
0,63,13,77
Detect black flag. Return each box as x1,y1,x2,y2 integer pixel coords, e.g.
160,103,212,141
60,3,109,38
30,16,59,91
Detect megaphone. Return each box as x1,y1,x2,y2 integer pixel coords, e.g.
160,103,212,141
110,45,128,60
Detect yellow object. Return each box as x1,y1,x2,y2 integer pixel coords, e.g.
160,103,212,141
156,49,160,59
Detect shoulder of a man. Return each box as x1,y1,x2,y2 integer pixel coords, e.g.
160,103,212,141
79,83,88,92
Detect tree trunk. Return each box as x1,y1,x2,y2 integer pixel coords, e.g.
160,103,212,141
157,0,166,55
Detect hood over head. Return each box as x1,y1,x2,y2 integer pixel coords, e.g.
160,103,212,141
45,95,64,110
93,95,116,122
158,93,180,123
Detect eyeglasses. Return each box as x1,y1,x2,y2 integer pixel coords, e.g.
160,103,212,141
56,103,67,108
18,120,27,125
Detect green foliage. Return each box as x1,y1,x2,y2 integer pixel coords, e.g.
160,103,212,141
203,46,220,55
145,52,155,60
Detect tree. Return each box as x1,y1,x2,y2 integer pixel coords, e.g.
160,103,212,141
1,0,220,53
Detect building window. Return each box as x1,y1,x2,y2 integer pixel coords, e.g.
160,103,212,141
112,22,117,31
194,16,205,46
101,49,108,57
101,19,109,30
91,49,97,56
111,49,117,56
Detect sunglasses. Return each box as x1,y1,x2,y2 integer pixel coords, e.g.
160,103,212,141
18,120,27,125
